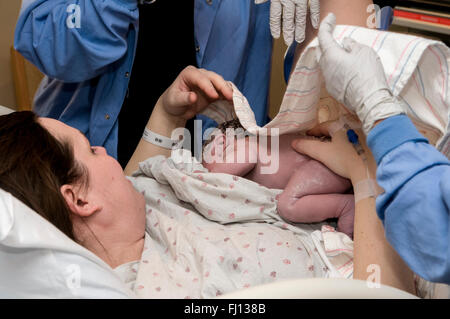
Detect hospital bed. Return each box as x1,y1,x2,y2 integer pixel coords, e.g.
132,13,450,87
0,105,423,299
0,112,440,298
0,184,422,298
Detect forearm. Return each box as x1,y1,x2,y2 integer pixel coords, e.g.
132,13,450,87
353,197,416,294
350,146,416,294
368,116,450,283
292,0,374,70
124,99,187,176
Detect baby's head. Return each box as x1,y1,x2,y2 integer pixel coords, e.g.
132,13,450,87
203,119,246,149
202,118,253,167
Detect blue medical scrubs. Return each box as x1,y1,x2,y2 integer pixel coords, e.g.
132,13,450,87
368,115,450,284
194,0,273,136
14,0,272,160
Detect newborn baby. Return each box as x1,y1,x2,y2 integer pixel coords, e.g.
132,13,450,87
202,119,355,238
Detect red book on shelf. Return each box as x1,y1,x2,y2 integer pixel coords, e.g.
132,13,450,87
394,9,450,26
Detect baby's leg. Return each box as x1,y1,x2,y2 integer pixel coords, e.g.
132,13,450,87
278,193,355,238
277,160,354,237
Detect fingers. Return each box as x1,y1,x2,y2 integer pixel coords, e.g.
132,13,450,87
306,121,335,137
282,0,295,46
205,72,233,101
307,118,363,138
318,13,340,54
294,0,308,44
291,137,332,164
309,0,320,29
183,67,232,103
190,69,219,100
270,0,282,39
271,0,319,44
196,68,233,101
342,37,358,53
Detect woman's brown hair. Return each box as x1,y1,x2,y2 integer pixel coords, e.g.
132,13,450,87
0,111,88,241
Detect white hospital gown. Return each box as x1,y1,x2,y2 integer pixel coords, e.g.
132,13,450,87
122,153,354,299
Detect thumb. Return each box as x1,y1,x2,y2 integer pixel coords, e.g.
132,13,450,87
170,91,196,108
318,13,340,54
342,37,358,52
291,138,332,164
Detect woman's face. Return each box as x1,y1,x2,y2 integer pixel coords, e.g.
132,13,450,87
39,118,146,241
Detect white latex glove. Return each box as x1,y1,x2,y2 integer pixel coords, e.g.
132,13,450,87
255,0,320,45
317,13,405,134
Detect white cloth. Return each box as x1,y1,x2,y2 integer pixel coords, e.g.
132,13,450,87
0,105,14,116
127,152,354,299
113,261,139,292
437,112,450,159
0,189,133,298
201,26,450,147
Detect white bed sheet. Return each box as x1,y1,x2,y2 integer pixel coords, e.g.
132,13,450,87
0,105,14,116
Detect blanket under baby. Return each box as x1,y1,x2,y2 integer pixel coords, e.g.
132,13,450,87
125,153,354,299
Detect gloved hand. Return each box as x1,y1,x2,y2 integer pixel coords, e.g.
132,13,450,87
255,0,320,45
317,13,405,134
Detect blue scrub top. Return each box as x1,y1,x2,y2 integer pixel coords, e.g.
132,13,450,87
14,0,272,158
194,0,273,135
368,115,450,284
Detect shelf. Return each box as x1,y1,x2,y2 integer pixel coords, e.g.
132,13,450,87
392,16,450,35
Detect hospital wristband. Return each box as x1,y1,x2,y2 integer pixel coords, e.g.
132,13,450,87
354,179,384,203
142,127,183,150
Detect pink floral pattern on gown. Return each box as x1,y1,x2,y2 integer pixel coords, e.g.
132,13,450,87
123,153,353,298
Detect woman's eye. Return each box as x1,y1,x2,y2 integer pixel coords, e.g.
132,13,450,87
91,147,97,154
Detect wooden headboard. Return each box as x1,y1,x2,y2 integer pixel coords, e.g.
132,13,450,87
10,47,44,111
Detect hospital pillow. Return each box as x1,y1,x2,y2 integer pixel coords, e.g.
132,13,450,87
0,105,14,116
0,188,133,298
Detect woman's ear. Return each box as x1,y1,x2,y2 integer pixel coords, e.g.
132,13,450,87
60,184,101,218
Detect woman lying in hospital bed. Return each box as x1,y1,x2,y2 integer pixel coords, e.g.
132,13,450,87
3,22,433,297
0,0,444,299
0,84,417,300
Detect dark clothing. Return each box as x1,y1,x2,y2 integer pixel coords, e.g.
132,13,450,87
118,0,197,168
